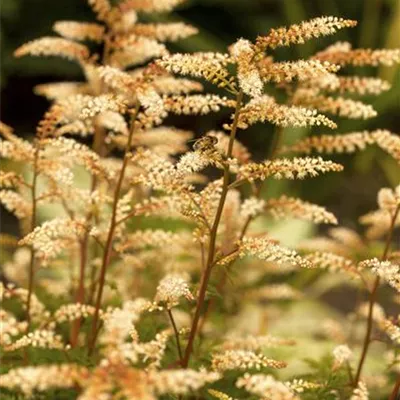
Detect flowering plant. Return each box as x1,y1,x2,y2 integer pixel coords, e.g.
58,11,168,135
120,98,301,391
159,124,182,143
1,1,400,399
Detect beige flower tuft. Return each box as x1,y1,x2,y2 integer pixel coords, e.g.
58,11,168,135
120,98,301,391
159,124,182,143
154,274,194,308
256,17,356,50
53,21,105,42
212,350,287,372
14,37,90,62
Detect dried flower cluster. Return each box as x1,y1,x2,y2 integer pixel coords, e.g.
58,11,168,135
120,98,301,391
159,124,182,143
1,2,400,399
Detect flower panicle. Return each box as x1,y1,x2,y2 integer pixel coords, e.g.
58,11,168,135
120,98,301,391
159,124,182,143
53,21,105,42
265,195,337,224
314,42,400,67
255,16,357,51
14,37,91,63
212,350,287,372
234,96,337,130
237,156,343,182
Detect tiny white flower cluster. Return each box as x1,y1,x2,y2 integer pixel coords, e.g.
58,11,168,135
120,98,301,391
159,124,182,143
137,86,167,124
350,381,369,400
359,258,400,292
0,364,87,396
212,350,287,372
151,368,221,395
261,59,339,84
256,16,357,50
158,52,230,82
132,22,198,42
334,76,391,95
293,88,377,120
208,389,236,400
154,273,194,309
165,94,233,115
239,197,266,220
53,21,105,43
332,344,353,370
14,37,90,62
305,252,359,278
379,318,400,344
4,329,65,352
238,156,343,181
132,148,206,194
1,283,48,321
371,130,400,163
377,186,400,212
285,379,321,393
236,95,337,130
230,38,263,98
221,334,295,351
120,0,184,15
266,195,337,224
101,298,150,345
239,236,313,268
0,310,28,346
236,373,298,399
0,190,31,219
19,217,86,265
43,136,109,179
137,329,172,367
176,151,210,175
54,303,96,323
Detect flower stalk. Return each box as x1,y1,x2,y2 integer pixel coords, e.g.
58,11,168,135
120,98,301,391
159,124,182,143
26,143,40,332
181,90,243,368
88,105,139,355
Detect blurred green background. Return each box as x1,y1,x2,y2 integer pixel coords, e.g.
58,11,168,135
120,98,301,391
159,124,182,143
1,0,399,234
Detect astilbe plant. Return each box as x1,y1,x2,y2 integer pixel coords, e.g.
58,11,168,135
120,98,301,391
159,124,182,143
0,1,400,399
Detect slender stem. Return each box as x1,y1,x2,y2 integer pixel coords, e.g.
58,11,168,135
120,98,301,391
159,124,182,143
181,91,243,368
70,112,104,347
389,375,400,400
69,237,89,347
88,257,99,305
71,30,111,346
346,362,354,387
167,309,183,364
88,107,139,356
197,126,283,337
353,204,400,386
200,243,206,271
26,144,39,332
70,176,97,348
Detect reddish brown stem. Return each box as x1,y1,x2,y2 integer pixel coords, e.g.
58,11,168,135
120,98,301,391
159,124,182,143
70,175,98,347
389,375,400,400
353,204,400,386
88,108,138,356
181,91,243,368
26,144,39,332
69,238,89,347
168,309,183,364
197,126,283,337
